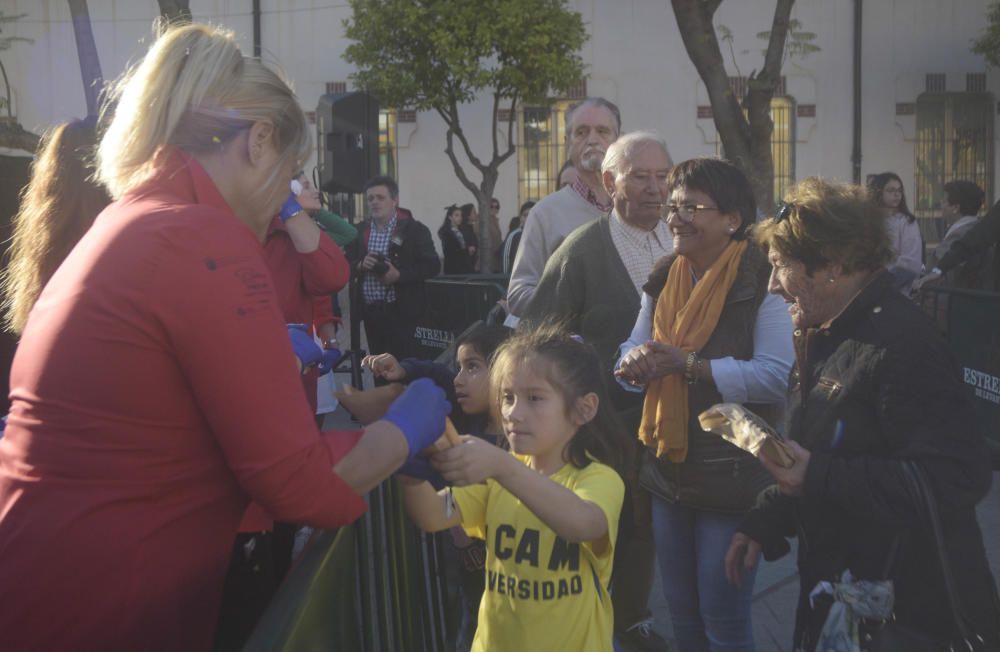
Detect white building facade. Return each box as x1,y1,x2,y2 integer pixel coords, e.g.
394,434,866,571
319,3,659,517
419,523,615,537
4,0,997,248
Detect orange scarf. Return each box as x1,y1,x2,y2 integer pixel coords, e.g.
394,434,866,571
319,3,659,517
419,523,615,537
639,240,747,462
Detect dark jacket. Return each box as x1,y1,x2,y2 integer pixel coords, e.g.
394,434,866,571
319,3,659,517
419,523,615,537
740,270,998,650
523,216,640,394
347,212,440,324
639,243,776,514
460,224,479,269
938,198,1000,291
438,225,475,274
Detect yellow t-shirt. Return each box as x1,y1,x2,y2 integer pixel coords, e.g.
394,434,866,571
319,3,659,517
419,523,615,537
452,457,625,652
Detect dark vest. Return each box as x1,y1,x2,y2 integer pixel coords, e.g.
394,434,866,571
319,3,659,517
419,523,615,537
639,243,777,514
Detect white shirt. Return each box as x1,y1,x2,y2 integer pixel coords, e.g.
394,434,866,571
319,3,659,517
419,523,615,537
608,211,673,294
614,290,794,404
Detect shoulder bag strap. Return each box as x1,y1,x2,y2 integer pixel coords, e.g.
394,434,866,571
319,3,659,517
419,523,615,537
901,460,977,647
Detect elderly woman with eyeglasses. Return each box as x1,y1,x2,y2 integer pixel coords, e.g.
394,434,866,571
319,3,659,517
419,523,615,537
615,157,794,652
726,177,999,651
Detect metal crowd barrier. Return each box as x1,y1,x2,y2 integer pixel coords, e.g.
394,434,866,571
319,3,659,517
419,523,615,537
917,286,1000,466
245,479,451,652
412,274,508,359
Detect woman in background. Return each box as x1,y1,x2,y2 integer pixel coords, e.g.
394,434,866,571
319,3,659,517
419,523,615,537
439,204,476,274
460,202,480,270
1,117,110,334
867,171,922,293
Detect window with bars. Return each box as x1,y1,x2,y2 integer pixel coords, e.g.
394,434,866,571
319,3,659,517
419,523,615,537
712,96,796,202
517,100,574,205
378,109,398,180
770,97,796,201
914,92,994,244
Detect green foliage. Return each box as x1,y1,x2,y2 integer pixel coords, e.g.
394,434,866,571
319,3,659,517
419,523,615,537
343,0,587,112
972,2,1000,67
757,19,819,62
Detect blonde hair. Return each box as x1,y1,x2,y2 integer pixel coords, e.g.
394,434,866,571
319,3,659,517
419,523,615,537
97,23,310,199
2,120,110,334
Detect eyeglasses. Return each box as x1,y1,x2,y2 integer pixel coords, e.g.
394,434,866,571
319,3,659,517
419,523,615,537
663,203,719,223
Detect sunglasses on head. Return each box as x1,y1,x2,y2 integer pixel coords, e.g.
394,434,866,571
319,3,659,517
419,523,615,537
775,201,795,223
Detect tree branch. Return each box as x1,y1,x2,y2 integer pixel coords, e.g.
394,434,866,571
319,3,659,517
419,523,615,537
500,91,519,166
443,99,487,174
744,0,796,212
491,91,500,162
670,0,750,159
761,0,794,83
437,108,481,199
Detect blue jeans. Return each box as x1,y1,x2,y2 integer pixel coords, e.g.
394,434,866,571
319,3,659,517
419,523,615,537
651,496,757,652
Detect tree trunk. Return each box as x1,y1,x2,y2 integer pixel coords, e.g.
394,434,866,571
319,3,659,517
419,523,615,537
68,0,103,117
157,0,192,24
671,0,794,212
477,168,499,274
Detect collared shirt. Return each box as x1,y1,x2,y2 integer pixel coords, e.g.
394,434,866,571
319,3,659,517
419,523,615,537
363,213,398,304
571,176,613,212
608,210,673,294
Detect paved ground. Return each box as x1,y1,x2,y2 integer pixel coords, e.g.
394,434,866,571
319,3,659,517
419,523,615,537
644,473,1000,651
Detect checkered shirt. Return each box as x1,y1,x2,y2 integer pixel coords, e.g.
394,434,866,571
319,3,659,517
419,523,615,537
609,210,673,294
363,214,397,304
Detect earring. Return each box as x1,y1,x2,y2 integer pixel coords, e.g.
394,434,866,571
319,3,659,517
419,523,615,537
728,227,735,233
827,277,836,284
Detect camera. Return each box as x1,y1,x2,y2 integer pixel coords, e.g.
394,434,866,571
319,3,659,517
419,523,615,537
370,251,390,275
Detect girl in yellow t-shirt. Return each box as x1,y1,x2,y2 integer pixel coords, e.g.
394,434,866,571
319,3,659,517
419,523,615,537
399,327,629,652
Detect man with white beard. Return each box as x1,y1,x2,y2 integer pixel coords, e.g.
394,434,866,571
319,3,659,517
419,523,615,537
506,98,621,317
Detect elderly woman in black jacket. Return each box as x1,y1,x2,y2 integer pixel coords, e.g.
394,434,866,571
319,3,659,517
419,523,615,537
727,177,999,650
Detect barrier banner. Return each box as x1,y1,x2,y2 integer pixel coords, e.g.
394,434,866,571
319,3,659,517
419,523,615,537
412,274,507,359
944,289,1000,466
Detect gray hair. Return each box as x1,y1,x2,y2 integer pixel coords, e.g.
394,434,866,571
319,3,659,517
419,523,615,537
601,131,672,181
564,97,622,135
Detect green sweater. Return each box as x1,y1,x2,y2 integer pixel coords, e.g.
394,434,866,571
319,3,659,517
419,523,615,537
522,215,640,379
314,209,358,247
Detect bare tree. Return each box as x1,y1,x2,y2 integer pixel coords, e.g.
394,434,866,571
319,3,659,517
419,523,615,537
671,0,794,211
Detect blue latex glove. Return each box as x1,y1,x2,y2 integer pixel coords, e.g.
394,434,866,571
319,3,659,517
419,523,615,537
279,193,304,222
317,347,343,376
288,323,324,370
382,378,451,460
396,457,447,490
